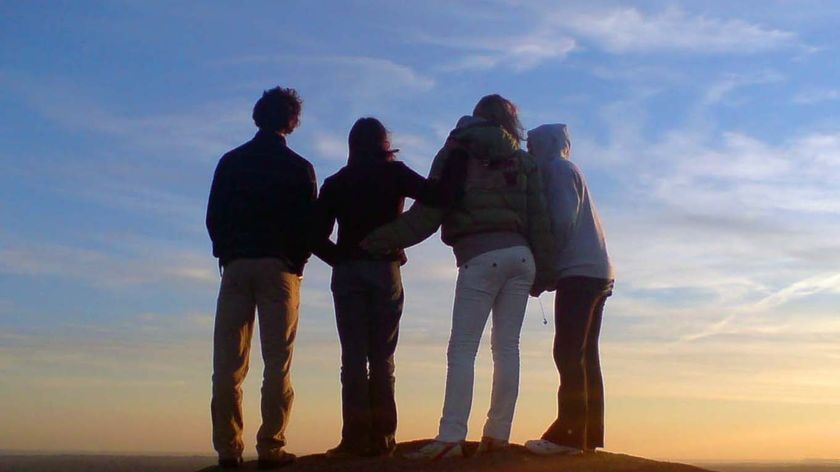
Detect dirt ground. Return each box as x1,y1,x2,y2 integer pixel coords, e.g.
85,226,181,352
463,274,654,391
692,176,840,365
0,440,713,472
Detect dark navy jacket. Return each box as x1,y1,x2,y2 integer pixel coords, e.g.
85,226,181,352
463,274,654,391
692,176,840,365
206,129,317,274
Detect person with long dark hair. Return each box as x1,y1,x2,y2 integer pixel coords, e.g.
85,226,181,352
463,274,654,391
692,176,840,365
312,117,461,458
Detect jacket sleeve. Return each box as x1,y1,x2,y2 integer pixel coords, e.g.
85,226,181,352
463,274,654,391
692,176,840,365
206,155,231,253
396,153,466,208
548,162,581,252
310,179,341,267
524,155,557,291
361,146,452,253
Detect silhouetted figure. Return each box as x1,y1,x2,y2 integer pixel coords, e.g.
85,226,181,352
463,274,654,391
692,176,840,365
523,124,614,457
312,117,462,458
363,95,556,459
206,87,316,469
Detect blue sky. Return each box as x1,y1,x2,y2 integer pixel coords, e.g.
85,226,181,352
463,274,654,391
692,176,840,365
1,0,839,461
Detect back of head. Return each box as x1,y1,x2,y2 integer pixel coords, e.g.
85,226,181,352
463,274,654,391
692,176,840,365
252,87,303,135
347,117,397,165
527,124,571,160
472,94,525,144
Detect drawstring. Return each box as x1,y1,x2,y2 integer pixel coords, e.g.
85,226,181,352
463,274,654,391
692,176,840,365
538,297,548,326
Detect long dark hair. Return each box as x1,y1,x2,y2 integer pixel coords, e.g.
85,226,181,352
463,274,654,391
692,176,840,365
347,117,398,165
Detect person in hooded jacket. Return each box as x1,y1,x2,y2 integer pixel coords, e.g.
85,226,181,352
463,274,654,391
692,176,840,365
522,124,614,457
312,117,463,458
363,95,556,459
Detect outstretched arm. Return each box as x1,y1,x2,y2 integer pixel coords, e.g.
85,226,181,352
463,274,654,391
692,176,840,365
361,145,456,253
396,149,468,208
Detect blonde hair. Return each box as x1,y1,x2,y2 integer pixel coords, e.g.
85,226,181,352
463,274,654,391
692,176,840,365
472,94,525,144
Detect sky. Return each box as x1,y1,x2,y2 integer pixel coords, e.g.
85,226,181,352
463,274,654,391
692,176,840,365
1,0,839,463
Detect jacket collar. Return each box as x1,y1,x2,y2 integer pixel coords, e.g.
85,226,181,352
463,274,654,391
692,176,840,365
253,129,287,148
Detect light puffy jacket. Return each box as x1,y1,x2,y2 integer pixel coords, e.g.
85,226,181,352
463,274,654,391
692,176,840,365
527,124,613,280
364,117,556,288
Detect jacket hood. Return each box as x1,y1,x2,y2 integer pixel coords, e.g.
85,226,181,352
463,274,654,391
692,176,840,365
450,115,520,162
527,124,570,161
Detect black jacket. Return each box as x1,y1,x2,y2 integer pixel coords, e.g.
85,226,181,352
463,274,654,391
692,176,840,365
206,130,317,274
313,157,464,267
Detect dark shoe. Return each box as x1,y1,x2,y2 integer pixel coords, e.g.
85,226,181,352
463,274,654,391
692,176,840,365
217,456,243,468
257,451,296,469
366,437,397,457
326,442,367,458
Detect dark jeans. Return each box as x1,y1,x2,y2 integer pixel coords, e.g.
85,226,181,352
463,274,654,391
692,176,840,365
542,276,614,450
330,260,404,451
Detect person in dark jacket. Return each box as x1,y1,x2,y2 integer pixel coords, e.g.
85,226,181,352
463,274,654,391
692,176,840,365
313,117,462,458
206,87,316,469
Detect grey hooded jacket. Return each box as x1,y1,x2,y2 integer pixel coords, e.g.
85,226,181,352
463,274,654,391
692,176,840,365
527,124,613,280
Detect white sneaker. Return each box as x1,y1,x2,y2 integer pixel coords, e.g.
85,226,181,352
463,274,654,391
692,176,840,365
405,441,463,460
524,439,583,456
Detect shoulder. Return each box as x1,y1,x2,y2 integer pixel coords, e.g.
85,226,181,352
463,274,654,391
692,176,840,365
552,159,581,176
388,160,412,174
323,168,346,186
552,160,587,190
516,150,538,172
284,147,315,173
215,143,247,171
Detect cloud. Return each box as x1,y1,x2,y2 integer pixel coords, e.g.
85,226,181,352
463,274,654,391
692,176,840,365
793,88,840,104
702,70,785,105
0,71,252,158
417,4,800,72
414,26,576,72
0,237,217,289
441,34,577,72
562,7,799,54
222,54,435,93
310,131,347,162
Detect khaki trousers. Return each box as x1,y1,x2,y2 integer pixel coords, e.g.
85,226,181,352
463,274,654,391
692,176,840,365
211,258,300,459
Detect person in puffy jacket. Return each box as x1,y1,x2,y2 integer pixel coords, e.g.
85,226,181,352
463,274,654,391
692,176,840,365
522,124,615,457
363,94,555,459
311,117,461,458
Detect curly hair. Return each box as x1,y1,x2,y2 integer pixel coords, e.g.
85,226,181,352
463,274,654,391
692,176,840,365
472,94,525,144
252,87,303,134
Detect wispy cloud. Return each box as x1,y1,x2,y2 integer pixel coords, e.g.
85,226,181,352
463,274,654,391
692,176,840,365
416,4,800,73
0,237,217,289
0,71,251,158
429,32,577,72
221,54,435,93
702,70,785,105
793,88,840,104
562,7,799,54
310,131,347,163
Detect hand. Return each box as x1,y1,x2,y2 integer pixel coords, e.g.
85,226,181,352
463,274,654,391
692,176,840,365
360,235,392,255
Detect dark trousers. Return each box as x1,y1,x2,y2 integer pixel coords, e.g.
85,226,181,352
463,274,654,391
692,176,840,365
542,276,614,450
330,260,404,450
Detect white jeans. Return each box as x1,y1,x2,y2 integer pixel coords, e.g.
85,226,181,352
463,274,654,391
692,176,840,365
436,245,536,442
